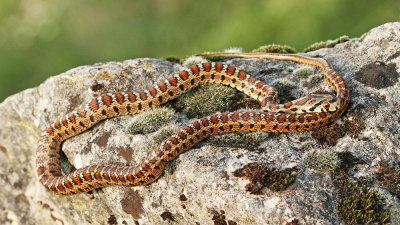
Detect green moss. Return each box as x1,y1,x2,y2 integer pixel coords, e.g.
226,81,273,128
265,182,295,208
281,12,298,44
233,162,297,194
308,74,323,84
127,107,175,134
272,79,296,102
293,67,313,79
303,35,349,53
208,131,268,149
303,150,340,173
200,55,232,62
172,84,242,118
252,44,296,53
333,152,390,225
376,162,400,198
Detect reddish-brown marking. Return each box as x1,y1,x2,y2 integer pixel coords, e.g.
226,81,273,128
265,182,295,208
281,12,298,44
50,185,57,192
45,127,54,136
177,131,187,140
256,81,266,88
169,137,179,145
90,98,99,111
335,77,344,83
193,121,201,130
158,82,168,92
135,169,144,178
277,114,287,123
269,104,278,111
69,113,76,124
319,112,327,119
202,62,212,72
115,92,125,104
118,175,126,183
220,113,229,123
77,106,86,117
109,172,118,182
57,183,66,192
94,171,102,180
63,180,73,189
70,175,82,185
138,91,147,101
200,118,210,127
103,172,111,181
298,114,305,123
83,173,92,182
248,76,257,84
231,112,240,122
179,71,189,80
148,88,158,97
126,172,135,182
54,121,61,130
283,102,293,109
295,98,308,106
226,66,236,75
37,167,47,176
238,71,247,80
184,126,195,135
163,143,172,152
261,98,271,107
241,112,251,121
288,114,296,123
265,113,274,122
190,65,200,75
338,83,346,89
168,77,178,86
253,113,262,121
101,95,113,106
215,63,224,72
61,118,68,127
141,163,151,172
210,115,219,124
127,92,136,103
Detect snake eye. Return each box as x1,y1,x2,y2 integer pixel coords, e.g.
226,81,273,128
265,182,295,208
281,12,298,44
322,102,330,110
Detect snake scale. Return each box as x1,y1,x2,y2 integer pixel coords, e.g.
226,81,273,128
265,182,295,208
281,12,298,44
36,52,349,195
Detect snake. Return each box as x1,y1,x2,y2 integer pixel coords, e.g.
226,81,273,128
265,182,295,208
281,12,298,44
36,52,349,195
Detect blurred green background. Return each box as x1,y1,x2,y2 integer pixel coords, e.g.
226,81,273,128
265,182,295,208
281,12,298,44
0,0,399,102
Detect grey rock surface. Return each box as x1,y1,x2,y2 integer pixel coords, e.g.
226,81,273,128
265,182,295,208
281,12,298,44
1,23,400,225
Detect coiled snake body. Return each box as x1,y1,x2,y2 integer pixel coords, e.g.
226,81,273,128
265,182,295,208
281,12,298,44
36,52,349,195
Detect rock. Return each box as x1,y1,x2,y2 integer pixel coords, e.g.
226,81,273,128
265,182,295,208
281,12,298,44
1,22,400,225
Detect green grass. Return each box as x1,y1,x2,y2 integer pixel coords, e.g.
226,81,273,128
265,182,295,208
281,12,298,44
0,0,399,101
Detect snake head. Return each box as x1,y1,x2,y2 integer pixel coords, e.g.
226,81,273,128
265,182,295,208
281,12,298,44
307,95,339,112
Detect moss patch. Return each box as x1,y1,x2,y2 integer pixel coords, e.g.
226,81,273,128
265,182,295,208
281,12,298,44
233,162,297,194
273,79,296,102
210,210,237,225
293,67,313,79
376,162,400,198
311,116,364,146
208,131,268,149
303,35,349,52
307,74,324,84
172,84,258,118
252,44,296,53
303,149,340,173
333,152,390,225
127,107,175,134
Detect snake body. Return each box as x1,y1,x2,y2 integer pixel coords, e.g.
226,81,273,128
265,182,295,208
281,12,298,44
36,53,349,195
